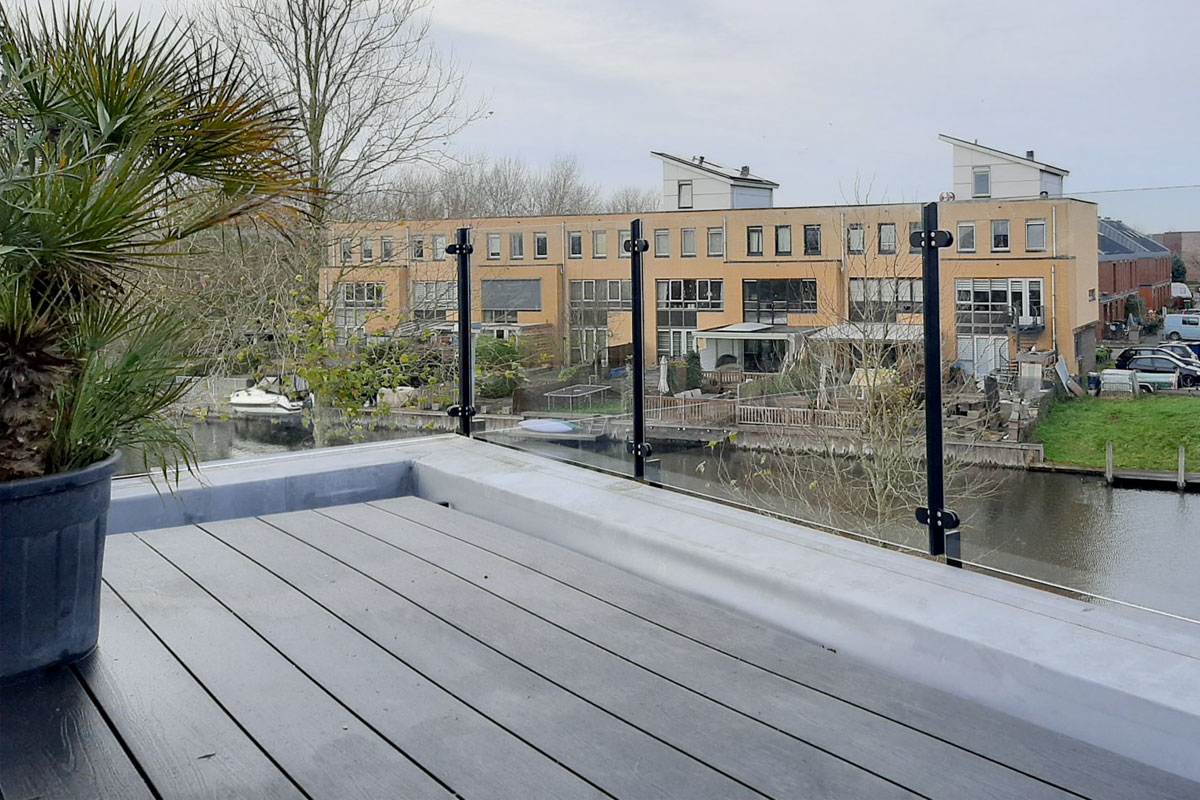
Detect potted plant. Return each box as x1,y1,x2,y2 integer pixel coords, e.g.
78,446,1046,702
0,4,298,679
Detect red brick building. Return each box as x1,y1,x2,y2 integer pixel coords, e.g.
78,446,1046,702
1153,230,1200,283
1098,218,1171,335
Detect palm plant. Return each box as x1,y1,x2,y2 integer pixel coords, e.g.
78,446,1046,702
0,2,301,481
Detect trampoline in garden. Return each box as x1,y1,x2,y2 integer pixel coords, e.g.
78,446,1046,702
545,384,612,412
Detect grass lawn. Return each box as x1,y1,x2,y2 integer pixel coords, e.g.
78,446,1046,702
1034,395,1200,471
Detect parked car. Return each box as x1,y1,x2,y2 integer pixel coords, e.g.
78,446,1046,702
1124,353,1200,387
1163,313,1200,341
1115,345,1200,370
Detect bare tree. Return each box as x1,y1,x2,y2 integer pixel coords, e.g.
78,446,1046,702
193,0,481,224
605,185,660,214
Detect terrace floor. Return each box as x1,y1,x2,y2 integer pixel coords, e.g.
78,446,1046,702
2,496,1196,799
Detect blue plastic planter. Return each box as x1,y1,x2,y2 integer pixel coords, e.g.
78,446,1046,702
0,454,120,680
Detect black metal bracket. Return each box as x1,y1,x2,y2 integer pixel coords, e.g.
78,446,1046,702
909,229,954,249
915,507,960,530
445,242,473,256
627,441,653,459
623,237,649,254
447,405,477,419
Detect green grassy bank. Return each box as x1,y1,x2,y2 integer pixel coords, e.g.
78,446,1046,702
1033,395,1200,471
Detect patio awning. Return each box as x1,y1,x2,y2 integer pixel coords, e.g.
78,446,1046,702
695,323,813,341
808,322,924,343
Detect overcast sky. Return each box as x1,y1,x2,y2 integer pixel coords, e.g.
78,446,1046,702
111,0,1200,230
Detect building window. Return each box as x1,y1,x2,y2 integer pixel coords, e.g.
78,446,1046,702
593,230,608,258
510,233,524,260
708,227,725,257
534,232,548,259
878,223,897,255
656,279,724,313
411,280,456,322
340,238,353,264
570,326,608,366
908,222,922,254
681,228,697,257
483,309,518,324
803,225,821,255
432,234,446,261
410,236,424,261
955,277,1043,334
847,223,865,255
849,278,924,322
973,167,991,198
571,279,596,302
742,278,817,322
991,220,1010,252
334,281,386,336
608,279,622,302
747,226,763,257
381,236,394,262
487,233,501,260
568,231,583,258
678,180,693,209
657,329,697,359
1026,219,1046,252
619,230,631,259
958,222,976,253
654,228,670,257
481,278,542,321
775,225,792,256
360,237,374,262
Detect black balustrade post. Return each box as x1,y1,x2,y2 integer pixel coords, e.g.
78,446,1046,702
625,219,651,479
912,203,961,565
446,227,475,436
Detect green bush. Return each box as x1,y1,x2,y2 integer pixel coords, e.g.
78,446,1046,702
685,351,702,390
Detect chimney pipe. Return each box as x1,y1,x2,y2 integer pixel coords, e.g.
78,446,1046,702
1026,150,1035,160
739,165,750,177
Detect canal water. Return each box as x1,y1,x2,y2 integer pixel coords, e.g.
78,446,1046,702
125,418,1200,624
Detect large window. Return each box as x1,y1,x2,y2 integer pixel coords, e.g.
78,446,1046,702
775,225,792,256
593,230,608,258
847,223,865,255
334,282,385,336
655,279,720,359
955,278,1044,333
957,222,976,253
991,220,1010,252
849,278,924,322
534,232,548,259
411,280,456,322
803,224,821,255
878,223,897,255
681,228,697,257
747,226,763,257
481,278,542,314
678,180,693,209
361,237,374,262
510,233,524,260
708,227,725,257
973,167,991,198
487,233,501,260
742,278,817,323
1026,219,1047,252
381,236,394,262
654,228,670,257
568,231,583,258
570,279,631,318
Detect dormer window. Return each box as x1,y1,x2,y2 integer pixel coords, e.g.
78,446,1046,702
972,167,991,198
678,180,693,209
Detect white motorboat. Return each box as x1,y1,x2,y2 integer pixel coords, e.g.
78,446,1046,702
228,386,306,415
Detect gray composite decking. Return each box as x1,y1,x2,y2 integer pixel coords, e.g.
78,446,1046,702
2,498,1197,800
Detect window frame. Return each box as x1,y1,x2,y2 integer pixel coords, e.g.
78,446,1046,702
803,224,821,256
708,227,725,257
360,237,374,263
567,231,583,259
486,233,501,260
619,230,631,259
847,223,865,255
381,236,394,262
991,220,1011,253
654,228,670,257
746,226,764,257
972,167,991,198
340,238,353,264
957,222,976,253
534,232,549,259
432,234,446,261
510,232,525,260
593,230,608,259
1025,218,1047,252
678,180,693,209
775,224,792,256
908,222,922,255
878,223,897,256
681,227,698,258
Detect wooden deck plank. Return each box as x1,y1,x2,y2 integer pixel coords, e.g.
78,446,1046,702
101,533,454,800
376,496,1200,800
133,522,605,800
0,665,154,800
73,584,307,800
257,509,919,799
198,515,764,800
318,502,1069,800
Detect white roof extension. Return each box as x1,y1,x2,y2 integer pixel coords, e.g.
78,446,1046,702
937,134,1069,177
650,152,779,187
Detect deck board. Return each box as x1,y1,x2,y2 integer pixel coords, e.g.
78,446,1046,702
373,495,1200,800
4,497,1197,800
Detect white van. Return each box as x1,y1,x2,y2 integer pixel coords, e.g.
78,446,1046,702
1163,313,1200,341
